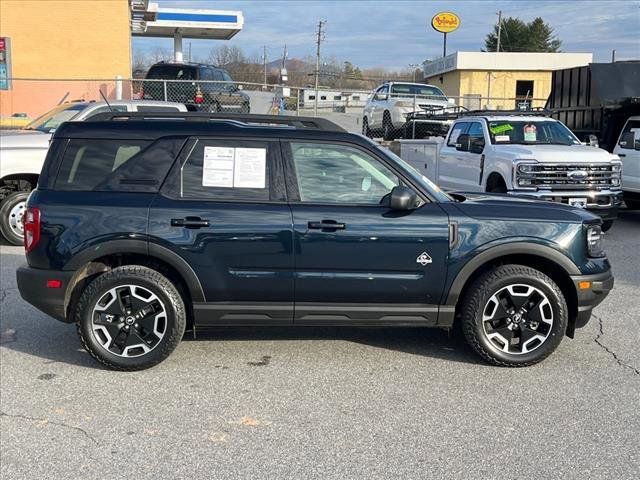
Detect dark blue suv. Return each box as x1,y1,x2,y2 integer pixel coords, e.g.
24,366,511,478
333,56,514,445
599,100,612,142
16,113,613,370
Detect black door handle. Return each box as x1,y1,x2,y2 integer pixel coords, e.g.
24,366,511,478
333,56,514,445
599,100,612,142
308,220,346,231
171,217,210,229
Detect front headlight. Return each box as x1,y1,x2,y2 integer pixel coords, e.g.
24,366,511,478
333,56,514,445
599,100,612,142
586,225,605,257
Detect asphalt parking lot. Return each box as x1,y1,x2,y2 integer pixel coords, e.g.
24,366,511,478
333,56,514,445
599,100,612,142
1,210,638,479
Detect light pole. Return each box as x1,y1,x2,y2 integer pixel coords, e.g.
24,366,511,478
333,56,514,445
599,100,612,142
408,63,420,82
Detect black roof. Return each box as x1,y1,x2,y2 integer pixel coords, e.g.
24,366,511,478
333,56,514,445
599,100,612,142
53,113,356,143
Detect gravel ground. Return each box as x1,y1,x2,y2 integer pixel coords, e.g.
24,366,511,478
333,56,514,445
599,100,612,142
1,209,638,479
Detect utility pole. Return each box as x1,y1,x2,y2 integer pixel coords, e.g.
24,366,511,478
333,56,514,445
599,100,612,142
314,19,326,116
496,10,502,52
262,45,267,89
611,49,616,62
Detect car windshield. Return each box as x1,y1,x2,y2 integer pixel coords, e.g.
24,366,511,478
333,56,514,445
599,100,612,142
146,65,197,80
488,120,581,146
24,104,86,133
359,136,452,202
390,84,446,100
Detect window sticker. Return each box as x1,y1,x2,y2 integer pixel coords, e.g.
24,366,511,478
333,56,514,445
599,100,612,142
202,146,267,189
203,146,235,187
233,148,266,189
524,124,537,142
449,127,463,144
495,135,511,142
489,124,513,135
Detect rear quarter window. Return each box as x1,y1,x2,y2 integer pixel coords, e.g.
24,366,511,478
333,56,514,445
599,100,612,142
54,138,185,192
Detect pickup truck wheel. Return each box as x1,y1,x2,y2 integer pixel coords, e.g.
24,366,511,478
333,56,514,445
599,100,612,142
460,264,567,367
0,191,29,246
75,266,186,371
382,112,396,141
623,194,640,210
362,117,372,138
240,102,250,114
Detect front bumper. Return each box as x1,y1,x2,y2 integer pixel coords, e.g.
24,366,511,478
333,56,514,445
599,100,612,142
570,269,614,329
508,189,623,221
16,265,74,322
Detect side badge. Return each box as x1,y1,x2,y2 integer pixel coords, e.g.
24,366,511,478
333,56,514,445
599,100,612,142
416,252,433,266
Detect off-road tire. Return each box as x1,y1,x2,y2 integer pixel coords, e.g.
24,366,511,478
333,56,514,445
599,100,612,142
0,191,29,246
623,194,640,210
362,117,372,138
382,112,396,141
460,264,568,367
75,266,186,371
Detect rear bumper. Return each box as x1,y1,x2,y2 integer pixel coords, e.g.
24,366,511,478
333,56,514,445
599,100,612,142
16,265,74,322
570,269,614,329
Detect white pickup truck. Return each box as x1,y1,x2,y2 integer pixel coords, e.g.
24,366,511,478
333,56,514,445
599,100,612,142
0,100,187,245
394,113,623,230
613,115,640,210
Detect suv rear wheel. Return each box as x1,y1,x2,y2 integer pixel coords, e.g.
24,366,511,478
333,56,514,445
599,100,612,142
460,264,567,367
0,191,29,245
75,266,186,370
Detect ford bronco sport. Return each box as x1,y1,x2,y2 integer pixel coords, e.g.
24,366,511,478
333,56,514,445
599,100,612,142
16,113,613,370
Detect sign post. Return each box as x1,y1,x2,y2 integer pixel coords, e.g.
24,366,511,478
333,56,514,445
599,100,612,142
431,12,460,58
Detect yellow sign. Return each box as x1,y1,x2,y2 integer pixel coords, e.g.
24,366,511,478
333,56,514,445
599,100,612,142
431,12,460,34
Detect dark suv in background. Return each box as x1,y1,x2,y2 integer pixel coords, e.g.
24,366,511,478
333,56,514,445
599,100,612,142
17,113,613,370
142,61,250,113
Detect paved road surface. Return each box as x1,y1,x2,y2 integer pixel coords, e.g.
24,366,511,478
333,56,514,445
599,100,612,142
1,210,638,479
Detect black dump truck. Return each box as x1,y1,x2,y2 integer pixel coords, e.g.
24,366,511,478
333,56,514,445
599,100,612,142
546,61,640,152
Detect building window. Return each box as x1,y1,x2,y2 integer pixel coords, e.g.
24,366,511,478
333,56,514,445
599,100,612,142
333,95,342,100
320,95,327,100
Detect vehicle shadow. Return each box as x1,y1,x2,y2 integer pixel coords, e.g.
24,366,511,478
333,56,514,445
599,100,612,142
187,325,482,366
0,319,482,369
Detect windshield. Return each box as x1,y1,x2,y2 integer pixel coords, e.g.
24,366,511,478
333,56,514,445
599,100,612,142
146,65,197,80
24,104,85,133
359,136,452,202
390,84,447,100
488,120,581,146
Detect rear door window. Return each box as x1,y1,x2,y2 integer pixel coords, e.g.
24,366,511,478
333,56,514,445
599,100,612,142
163,138,284,202
146,65,197,80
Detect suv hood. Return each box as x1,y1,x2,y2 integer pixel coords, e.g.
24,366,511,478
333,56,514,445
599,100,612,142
449,192,599,223
493,144,617,163
0,130,51,149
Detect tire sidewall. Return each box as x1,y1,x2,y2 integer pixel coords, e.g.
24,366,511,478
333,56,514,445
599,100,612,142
77,268,185,370
466,268,567,365
0,191,29,245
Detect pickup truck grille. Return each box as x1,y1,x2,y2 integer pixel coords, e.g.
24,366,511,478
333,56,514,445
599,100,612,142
524,164,619,190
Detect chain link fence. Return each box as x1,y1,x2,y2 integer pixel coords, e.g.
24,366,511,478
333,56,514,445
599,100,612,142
0,78,547,138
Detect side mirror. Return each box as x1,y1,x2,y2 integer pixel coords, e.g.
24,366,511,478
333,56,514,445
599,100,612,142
456,134,471,152
376,93,388,101
588,134,599,148
388,185,419,211
447,98,456,105
470,138,485,154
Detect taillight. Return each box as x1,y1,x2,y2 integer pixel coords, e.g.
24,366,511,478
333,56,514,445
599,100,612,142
24,207,41,253
194,87,204,104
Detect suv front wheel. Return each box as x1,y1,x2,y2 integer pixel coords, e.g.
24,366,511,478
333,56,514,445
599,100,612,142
460,264,567,367
75,266,186,370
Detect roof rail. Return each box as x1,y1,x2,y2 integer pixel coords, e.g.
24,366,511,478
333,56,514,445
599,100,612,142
460,108,552,117
87,112,346,132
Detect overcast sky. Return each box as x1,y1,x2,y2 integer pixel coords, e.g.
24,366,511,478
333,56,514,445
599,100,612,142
133,0,640,69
